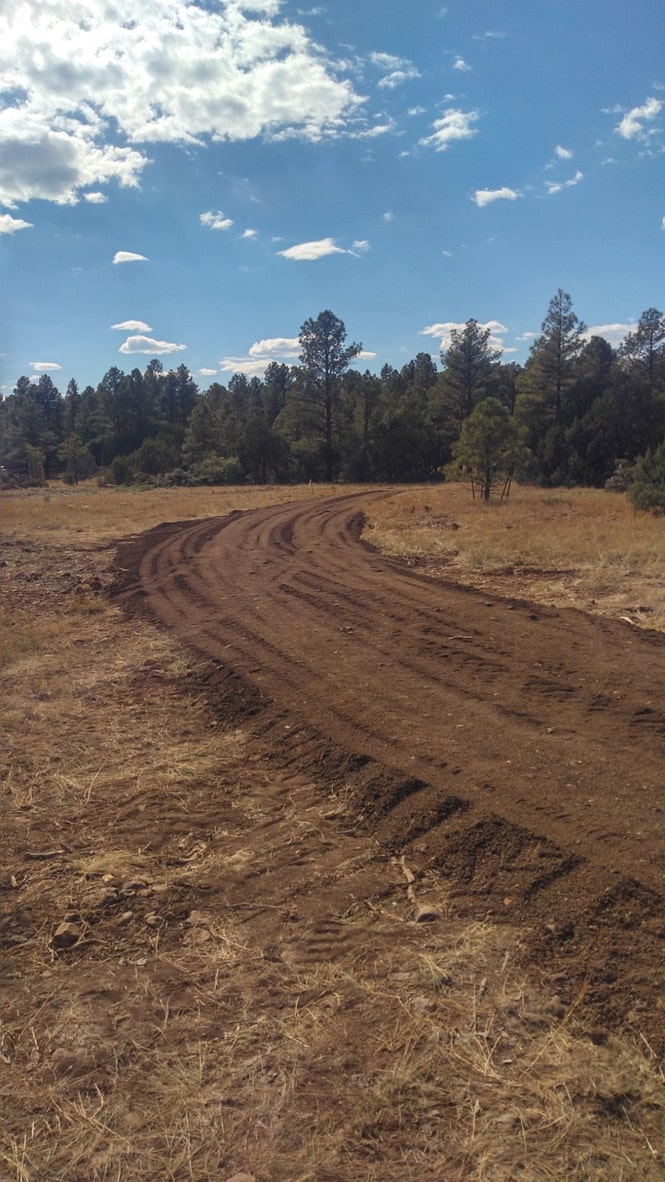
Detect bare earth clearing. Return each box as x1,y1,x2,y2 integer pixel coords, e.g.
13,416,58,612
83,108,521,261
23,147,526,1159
2,485,665,1180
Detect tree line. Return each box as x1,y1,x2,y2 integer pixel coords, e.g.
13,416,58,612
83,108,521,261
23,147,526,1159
1,295,664,506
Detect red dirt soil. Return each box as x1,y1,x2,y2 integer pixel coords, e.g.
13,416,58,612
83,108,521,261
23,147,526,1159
113,492,665,1052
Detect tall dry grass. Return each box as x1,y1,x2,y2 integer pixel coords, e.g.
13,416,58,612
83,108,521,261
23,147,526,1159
367,483,665,631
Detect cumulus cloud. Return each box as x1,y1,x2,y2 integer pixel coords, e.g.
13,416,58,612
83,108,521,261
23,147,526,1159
616,97,663,140
113,250,149,264
84,191,108,203
419,109,479,151
277,237,347,260
111,320,153,332
472,187,521,207
584,323,637,347
119,335,186,354
420,319,508,352
200,210,234,231
378,67,420,90
219,356,274,377
242,228,258,238
30,361,62,372
453,56,471,72
555,145,573,159
0,0,364,208
545,170,584,194
248,337,300,358
0,212,33,234
383,210,394,222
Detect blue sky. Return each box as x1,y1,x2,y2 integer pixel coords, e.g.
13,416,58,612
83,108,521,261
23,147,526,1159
1,0,664,394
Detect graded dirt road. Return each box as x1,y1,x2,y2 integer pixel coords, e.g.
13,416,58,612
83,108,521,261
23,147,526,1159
115,491,665,1048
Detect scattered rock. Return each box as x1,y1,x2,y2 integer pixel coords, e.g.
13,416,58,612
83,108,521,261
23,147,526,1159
117,911,134,926
414,904,442,923
144,913,162,927
96,887,122,907
51,922,83,949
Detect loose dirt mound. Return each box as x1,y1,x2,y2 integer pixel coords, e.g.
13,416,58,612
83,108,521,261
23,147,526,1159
113,493,665,1052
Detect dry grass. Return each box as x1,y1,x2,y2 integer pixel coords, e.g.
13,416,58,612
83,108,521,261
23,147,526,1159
367,483,665,631
2,480,665,1180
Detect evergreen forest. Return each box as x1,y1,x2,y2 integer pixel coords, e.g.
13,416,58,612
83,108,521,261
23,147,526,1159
2,293,665,508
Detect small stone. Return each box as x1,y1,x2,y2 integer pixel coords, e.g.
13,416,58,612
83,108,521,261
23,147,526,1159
144,913,162,927
117,911,134,926
414,904,442,924
411,994,437,1015
124,878,148,892
52,922,82,949
96,887,121,907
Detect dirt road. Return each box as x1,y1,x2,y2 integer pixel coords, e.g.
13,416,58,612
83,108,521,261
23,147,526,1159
115,491,665,1045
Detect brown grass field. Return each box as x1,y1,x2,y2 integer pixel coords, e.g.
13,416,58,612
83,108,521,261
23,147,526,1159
1,481,664,1181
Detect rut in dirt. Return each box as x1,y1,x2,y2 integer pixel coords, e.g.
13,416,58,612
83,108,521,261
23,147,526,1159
114,492,665,1049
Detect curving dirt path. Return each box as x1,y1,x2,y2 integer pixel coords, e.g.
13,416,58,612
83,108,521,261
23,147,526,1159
114,492,665,1047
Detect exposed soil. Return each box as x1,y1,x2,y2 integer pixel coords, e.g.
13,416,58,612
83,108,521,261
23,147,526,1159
110,492,665,1055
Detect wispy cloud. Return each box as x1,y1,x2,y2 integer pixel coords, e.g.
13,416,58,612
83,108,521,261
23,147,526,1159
200,210,234,231
472,187,521,207
30,361,62,372
198,368,217,376
0,213,33,234
615,97,663,140
119,335,186,354
352,239,370,252
84,192,108,203
546,170,584,194
555,145,573,160
453,56,471,72
371,53,421,90
277,237,348,260
111,319,153,332
419,109,479,151
113,251,149,264
241,228,258,238
383,210,394,222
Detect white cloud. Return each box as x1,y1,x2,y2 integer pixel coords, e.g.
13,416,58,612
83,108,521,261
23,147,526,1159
30,361,62,372
200,210,234,231
0,0,364,208
472,187,521,207
242,228,258,238
383,210,394,222
584,323,637,347
119,335,186,354
352,239,370,252
420,319,508,352
248,337,300,358
546,170,584,194
219,356,274,377
84,191,108,203
113,250,149,264
0,212,33,234
441,249,453,257
111,320,153,332
198,368,217,376
616,97,663,140
419,108,479,151
357,350,377,360
407,106,426,117
662,215,665,230
453,56,471,72
555,145,573,159
378,67,420,90
277,236,347,260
